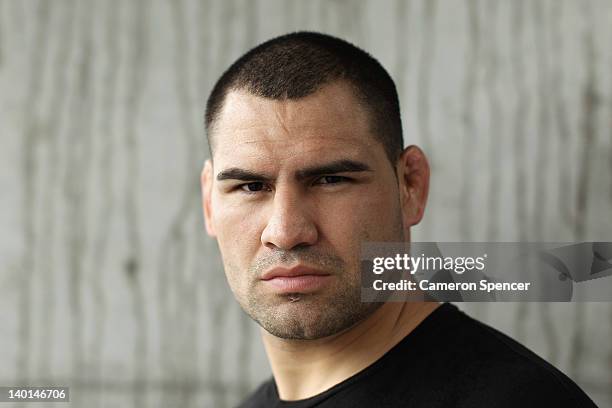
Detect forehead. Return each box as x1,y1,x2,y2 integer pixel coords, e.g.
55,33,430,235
211,81,380,166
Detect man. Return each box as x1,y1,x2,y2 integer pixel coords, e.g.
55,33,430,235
201,32,596,407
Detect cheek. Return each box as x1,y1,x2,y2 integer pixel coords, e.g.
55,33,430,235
361,183,402,237
211,197,265,268
316,186,401,247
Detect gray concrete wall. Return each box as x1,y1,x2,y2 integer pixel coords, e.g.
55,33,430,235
0,0,611,407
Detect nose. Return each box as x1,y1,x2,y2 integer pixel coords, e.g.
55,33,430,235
261,186,318,250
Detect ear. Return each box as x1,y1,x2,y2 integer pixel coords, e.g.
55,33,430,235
201,160,216,237
397,145,430,229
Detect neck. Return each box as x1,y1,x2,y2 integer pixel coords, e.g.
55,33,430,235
261,301,440,401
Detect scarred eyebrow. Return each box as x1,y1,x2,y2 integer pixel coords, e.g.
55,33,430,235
216,159,372,182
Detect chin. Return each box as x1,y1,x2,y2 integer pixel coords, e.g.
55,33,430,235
250,296,382,340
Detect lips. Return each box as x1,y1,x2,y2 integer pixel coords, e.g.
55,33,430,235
261,265,329,280
261,266,331,293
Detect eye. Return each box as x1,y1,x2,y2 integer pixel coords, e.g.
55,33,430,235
239,182,268,193
315,175,349,185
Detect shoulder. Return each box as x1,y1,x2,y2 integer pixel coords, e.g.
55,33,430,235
430,304,597,407
235,378,277,408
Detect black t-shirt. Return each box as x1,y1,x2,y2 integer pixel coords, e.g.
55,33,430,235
237,303,598,408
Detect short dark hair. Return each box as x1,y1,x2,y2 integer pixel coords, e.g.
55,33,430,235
204,31,403,164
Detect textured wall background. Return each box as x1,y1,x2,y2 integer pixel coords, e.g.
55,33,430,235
1,0,611,407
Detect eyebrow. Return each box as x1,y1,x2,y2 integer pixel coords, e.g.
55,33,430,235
216,159,372,182
216,168,274,182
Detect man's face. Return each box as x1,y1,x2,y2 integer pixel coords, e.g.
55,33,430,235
202,81,405,340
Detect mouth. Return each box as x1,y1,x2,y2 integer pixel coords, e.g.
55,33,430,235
261,265,332,293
